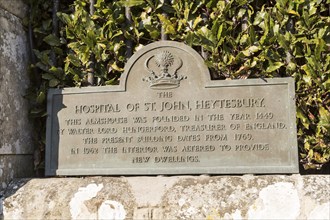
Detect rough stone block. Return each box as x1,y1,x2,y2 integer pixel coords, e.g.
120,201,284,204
0,4,33,195
0,7,33,155
0,155,34,193
0,0,27,19
3,175,329,219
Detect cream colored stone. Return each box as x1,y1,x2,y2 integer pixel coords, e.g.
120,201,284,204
3,175,330,220
98,200,126,220
308,202,330,220
69,184,103,219
126,176,178,206
247,182,300,219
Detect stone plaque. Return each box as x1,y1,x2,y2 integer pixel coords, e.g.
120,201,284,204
46,41,298,176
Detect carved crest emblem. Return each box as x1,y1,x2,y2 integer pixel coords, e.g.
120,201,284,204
143,50,186,89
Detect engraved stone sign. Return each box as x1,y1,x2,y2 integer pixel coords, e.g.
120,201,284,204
46,41,298,175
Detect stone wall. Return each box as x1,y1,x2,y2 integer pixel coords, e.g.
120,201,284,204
3,175,329,219
0,0,34,194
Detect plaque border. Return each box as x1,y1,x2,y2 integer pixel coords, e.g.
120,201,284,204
45,41,299,176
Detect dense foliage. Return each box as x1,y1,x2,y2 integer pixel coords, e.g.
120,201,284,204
24,0,330,172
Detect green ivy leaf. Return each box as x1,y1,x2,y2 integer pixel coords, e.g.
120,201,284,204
49,79,60,87
266,62,284,72
318,107,330,133
118,0,145,7
43,34,61,47
36,91,46,104
242,46,260,57
287,10,300,17
57,12,71,25
111,62,124,72
105,77,117,85
42,73,55,80
297,108,310,129
193,16,203,29
49,66,63,75
66,54,81,68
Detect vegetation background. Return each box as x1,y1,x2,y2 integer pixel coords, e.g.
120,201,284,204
24,0,330,174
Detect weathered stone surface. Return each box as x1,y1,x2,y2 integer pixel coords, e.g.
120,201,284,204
0,4,33,193
4,177,136,219
0,0,27,19
0,155,33,194
0,7,32,155
3,175,329,219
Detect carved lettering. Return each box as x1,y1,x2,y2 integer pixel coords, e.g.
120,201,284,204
97,127,117,134
208,114,224,121
195,98,265,109
65,119,81,126
132,157,150,163
182,145,215,152
163,146,177,153
101,137,133,144
103,147,117,154
219,145,232,151
133,117,147,123
122,147,158,154
177,135,201,142
144,102,156,111
83,147,98,154
83,138,98,144
137,135,172,143
245,122,287,130
122,126,176,133
235,143,270,151
152,115,189,123
85,117,127,125
160,101,192,112
70,148,79,154
157,92,173,98
126,103,140,112
230,113,251,120
154,156,200,163
180,124,226,132
256,112,274,119
194,115,204,121
75,104,121,114
68,128,94,135
205,134,227,141
234,133,253,141
58,129,65,135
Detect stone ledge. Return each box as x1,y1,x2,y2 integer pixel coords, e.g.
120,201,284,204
2,175,330,219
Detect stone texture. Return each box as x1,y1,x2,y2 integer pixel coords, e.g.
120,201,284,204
0,6,32,155
0,3,33,193
0,0,27,19
3,175,330,219
0,155,33,193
